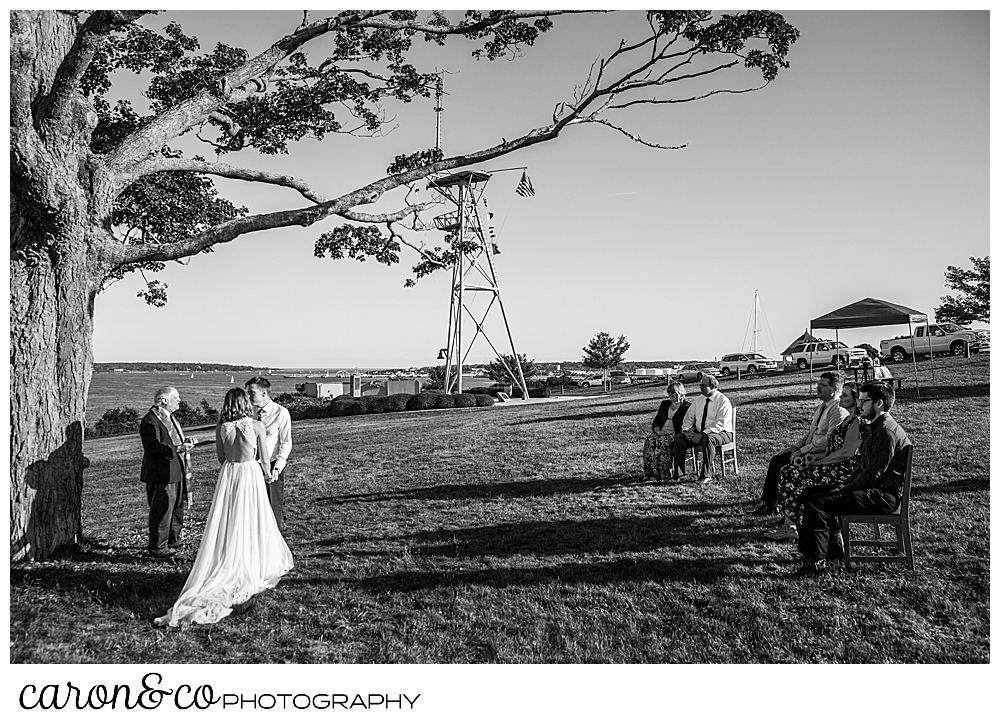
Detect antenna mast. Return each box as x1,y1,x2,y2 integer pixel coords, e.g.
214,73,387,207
434,71,444,151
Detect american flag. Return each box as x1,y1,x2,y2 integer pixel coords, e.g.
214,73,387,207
515,170,535,197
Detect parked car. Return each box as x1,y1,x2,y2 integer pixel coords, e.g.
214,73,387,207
578,375,605,387
784,340,868,370
974,329,990,353
718,352,781,376
880,323,980,362
675,364,722,382
609,370,632,385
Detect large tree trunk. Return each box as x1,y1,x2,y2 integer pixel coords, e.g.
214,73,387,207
10,197,97,562
10,10,106,561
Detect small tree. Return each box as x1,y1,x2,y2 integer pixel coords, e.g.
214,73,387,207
857,343,879,361
174,398,219,427
92,406,141,436
424,365,458,391
484,353,540,388
935,256,989,325
582,332,631,391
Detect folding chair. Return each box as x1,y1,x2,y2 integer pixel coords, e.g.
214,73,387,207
840,445,914,571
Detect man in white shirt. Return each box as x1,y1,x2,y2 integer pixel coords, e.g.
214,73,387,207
751,369,850,516
246,376,292,532
673,375,734,483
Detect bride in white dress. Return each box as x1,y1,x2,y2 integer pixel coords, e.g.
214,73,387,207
155,388,293,627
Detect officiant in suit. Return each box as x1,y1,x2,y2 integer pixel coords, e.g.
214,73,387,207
140,386,194,558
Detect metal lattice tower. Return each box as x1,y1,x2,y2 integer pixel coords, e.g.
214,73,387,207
428,170,529,396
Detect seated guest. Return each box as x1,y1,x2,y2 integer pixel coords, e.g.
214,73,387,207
642,381,691,482
789,381,912,578
751,370,851,516
673,375,733,483
764,382,867,542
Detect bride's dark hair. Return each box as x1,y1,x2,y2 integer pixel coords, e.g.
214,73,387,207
221,387,254,422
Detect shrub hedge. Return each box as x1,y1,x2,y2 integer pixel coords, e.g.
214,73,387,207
328,394,365,417
513,387,551,399
405,393,440,411
90,390,497,434
85,398,219,438
463,384,552,399
272,393,330,420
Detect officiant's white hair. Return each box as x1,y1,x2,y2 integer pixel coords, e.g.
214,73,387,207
153,386,177,404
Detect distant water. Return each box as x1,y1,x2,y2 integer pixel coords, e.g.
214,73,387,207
86,370,487,421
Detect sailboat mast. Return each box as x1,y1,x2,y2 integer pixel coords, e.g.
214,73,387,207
752,290,760,353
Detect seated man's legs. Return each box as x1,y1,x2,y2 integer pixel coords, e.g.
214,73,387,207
797,486,900,563
699,430,734,479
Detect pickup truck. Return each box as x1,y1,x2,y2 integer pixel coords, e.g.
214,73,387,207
880,323,979,362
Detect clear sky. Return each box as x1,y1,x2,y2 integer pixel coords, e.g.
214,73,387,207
91,10,990,369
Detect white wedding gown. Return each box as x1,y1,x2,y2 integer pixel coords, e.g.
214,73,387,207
155,416,293,627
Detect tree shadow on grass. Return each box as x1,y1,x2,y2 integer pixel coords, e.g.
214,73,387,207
350,554,757,593
10,546,188,619
508,408,651,425
916,477,989,495
317,474,640,504
719,377,813,394
309,511,763,561
895,384,990,402
731,393,817,406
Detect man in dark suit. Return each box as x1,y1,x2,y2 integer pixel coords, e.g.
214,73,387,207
139,386,193,558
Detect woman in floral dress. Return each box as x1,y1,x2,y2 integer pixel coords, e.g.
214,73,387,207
641,381,691,481
766,383,867,541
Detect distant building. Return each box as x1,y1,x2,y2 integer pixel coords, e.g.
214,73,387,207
303,382,349,399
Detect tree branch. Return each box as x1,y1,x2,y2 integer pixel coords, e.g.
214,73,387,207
386,222,448,270
127,156,329,204
97,10,795,274
359,10,596,36
339,204,434,225
583,118,687,151
610,81,767,110
113,115,570,267
43,11,151,126
104,10,591,172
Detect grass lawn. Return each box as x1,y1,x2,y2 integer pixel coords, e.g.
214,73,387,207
10,356,989,664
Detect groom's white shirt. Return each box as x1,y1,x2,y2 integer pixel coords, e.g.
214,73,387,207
258,399,292,474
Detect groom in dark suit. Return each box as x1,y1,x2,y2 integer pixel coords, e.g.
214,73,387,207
139,386,193,558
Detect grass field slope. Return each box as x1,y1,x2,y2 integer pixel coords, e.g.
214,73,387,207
11,356,989,664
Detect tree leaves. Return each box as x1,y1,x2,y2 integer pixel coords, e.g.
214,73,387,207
664,10,800,82
387,147,443,175
582,331,631,370
935,256,990,325
101,167,248,305
484,353,540,386
314,224,401,265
